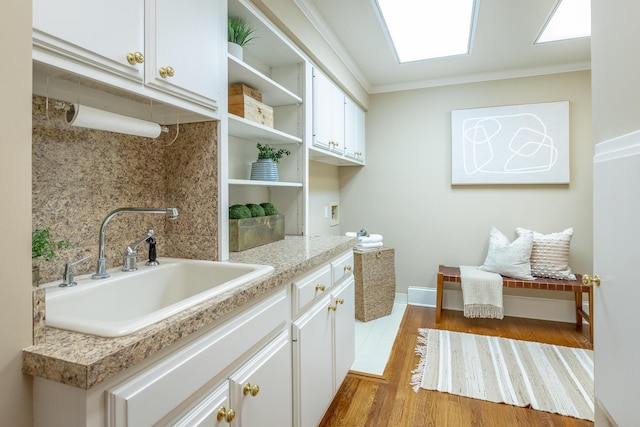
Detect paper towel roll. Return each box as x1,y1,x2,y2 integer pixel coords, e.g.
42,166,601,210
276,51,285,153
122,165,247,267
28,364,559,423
66,104,162,138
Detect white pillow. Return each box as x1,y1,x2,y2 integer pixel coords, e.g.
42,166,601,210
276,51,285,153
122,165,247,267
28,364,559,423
479,227,534,280
516,227,576,280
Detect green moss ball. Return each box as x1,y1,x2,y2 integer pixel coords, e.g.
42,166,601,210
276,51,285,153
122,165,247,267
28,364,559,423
260,202,278,216
246,203,266,217
229,204,252,219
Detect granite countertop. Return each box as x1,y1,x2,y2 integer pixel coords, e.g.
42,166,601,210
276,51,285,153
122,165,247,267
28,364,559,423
22,235,356,390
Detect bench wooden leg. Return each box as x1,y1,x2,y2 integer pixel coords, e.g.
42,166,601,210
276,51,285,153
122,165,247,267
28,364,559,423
436,272,444,323
575,288,594,345
574,291,583,329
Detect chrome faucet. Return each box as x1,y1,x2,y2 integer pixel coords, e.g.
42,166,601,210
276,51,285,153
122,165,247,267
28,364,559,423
123,229,154,272
92,207,179,279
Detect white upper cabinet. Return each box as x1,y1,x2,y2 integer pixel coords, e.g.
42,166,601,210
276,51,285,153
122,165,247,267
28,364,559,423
32,0,223,120
344,97,366,164
312,69,345,154
146,0,220,109
33,0,145,82
311,67,366,166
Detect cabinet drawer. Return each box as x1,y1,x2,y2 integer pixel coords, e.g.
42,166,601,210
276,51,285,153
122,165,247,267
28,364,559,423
292,264,332,315
331,251,354,285
106,289,288,427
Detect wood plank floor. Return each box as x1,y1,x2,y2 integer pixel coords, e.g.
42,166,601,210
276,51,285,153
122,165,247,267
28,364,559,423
319,306,593,427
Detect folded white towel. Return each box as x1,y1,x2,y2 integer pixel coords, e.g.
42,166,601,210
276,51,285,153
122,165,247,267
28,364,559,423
359,234,383,244
346,232,358,237
356,241,383,249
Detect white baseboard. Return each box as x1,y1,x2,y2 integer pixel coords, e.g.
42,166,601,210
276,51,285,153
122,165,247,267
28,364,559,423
407,286,590,324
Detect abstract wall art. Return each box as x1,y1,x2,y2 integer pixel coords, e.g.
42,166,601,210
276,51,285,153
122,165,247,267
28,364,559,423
451,101,570,184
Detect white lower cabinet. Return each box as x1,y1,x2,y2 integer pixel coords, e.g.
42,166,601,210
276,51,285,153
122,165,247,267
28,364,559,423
292,251,355,427
32,251,354,427
172,331,292,427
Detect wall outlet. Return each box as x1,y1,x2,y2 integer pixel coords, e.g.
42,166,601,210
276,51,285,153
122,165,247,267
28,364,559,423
324,206,329,218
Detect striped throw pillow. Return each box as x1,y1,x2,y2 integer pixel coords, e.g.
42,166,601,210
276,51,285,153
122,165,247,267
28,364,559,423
516,227,576,280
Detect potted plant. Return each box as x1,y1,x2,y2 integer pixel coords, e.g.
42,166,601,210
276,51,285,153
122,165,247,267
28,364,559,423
250,143,291,182
228,203,284,251
32,228,69,286
228,16,256,61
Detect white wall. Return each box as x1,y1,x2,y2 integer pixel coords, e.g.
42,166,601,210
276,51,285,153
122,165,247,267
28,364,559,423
0,0,34,424
339,71,592,295
308,161,341,235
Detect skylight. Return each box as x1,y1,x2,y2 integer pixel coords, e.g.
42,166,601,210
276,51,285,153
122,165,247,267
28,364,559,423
536,0,591,44
375,0,477,63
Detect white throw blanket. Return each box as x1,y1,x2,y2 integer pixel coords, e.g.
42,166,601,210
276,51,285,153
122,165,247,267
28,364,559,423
460,265,504,319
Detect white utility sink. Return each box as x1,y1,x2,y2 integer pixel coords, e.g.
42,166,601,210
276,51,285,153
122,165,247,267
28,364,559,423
43,258,274,337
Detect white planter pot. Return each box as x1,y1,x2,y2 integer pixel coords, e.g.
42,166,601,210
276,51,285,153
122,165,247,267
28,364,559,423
250,159,278,181
228,42,243,61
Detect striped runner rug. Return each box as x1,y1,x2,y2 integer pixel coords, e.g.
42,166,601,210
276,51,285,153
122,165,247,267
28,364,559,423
411,329,594,421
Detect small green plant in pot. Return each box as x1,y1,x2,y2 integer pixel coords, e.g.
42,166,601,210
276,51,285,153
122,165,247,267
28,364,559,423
228,16,256,60
250,143,291,182
32,228,70,286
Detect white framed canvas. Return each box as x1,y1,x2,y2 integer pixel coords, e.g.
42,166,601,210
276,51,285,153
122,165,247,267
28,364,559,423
451,101,570,184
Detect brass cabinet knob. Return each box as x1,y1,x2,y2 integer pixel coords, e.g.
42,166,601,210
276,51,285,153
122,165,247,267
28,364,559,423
336,298,344,305
217,406,235,422
126,51,144,65
159,66,175,78
315,284,326,292
243,382,260,397
582,274,601,286
343,265,352,272
328,304,337,311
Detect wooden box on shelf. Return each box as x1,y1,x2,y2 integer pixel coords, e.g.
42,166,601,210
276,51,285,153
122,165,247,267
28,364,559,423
229,94,274,128
229,83,263,102
229,214,285,252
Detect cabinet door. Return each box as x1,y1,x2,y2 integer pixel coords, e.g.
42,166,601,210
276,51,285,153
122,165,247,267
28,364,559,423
355,104,366,163
147,0,220,108
313,70,344,153
345,98,366,164
229,331,292,427
292,295,334,427
32,0,144,81
332,277,355,390
172,382,230,427
312,70,334,150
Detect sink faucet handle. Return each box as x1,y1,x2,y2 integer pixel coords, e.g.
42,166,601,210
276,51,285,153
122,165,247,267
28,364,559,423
60,255,93,287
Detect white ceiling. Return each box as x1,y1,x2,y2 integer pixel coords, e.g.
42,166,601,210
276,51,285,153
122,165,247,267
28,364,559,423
296,0,591,94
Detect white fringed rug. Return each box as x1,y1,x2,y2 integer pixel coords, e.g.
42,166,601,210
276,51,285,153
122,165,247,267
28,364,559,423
412,329,594,421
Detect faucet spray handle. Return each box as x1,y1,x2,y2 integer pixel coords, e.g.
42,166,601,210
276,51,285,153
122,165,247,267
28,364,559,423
60,255,93,287
145,236,159,266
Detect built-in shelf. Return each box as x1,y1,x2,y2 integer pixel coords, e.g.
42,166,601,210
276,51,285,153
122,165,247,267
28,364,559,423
228,55,302,107
229,114,302,145
229,179,303,188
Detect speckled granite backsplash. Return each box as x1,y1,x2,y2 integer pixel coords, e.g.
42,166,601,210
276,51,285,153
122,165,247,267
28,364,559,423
32,96,219,284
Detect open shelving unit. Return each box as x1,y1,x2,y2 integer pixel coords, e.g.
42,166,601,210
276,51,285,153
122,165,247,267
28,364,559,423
221,0,311,259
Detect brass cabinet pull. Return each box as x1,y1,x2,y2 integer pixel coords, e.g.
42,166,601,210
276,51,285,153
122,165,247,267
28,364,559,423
343,265,352,272
217,406,235,422
582,274,601,286
315,284,326,292
336,298,344,305
126,51,144,64
243,382,260,397
328,304,337,311
159,66,175,78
